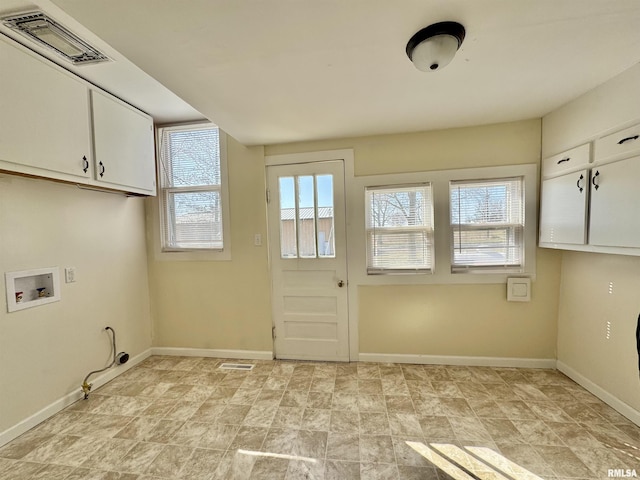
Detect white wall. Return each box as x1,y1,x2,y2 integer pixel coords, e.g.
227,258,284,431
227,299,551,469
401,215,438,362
0,175,152,439
543,62,640,420
542,63,640,156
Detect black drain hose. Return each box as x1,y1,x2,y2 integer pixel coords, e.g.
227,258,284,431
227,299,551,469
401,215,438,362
636,314,640,378
82,326,128,399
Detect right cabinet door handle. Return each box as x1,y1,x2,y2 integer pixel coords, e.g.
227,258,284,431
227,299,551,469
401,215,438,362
82,156,89,173
618,135,639,145
592,170,600,190
99,161,105,178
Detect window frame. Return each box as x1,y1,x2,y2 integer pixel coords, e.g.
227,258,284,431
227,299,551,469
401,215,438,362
351,164,537,285
449,176,525,274
155,122,231,261
365,183,435,274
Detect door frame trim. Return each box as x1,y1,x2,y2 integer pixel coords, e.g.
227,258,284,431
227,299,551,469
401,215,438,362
265,149,358,361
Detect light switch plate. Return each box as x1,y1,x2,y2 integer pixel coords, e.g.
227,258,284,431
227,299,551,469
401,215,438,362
507,277,531,302
65,267,76,283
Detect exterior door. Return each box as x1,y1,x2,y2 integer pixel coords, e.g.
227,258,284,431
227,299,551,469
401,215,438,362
267,160,349,361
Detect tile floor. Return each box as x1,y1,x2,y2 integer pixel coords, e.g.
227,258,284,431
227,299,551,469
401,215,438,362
0,356,638,479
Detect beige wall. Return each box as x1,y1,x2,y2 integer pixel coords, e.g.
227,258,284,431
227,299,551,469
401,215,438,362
543,63,640,414
267,119,542,175
359,250,560,358
0,175,152,434
147,119,559,361
267,119,561,359
146,136,272,352
557,252,640,411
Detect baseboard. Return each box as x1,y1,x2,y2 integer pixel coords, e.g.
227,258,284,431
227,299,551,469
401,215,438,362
151,347,274,361
557,361,640,427
0,348,152,448
359,352,557,369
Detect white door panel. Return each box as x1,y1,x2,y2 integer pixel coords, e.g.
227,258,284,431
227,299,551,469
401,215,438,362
267,160,349,361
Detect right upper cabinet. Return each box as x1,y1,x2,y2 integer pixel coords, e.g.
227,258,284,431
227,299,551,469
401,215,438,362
540,121,640,254
539,144,590,245
91,90,157,195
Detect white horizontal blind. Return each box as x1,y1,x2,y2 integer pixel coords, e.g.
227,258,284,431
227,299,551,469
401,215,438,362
158,125,224,250
365,184,434,274
450,177,524,272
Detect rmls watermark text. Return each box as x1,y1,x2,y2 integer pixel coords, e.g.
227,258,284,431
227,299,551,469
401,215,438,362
608,469,638,478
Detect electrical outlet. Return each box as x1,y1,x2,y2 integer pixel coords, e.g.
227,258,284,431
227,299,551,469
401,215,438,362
65,267,76,283
254,234,262,246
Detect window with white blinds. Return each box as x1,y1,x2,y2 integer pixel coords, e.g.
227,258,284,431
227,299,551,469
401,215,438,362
450,177,524,272
158,123,227,251
365,184,434,274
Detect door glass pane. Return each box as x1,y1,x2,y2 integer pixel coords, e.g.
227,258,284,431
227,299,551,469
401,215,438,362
297,176,316,258
279,177,297,258
316,175,335,257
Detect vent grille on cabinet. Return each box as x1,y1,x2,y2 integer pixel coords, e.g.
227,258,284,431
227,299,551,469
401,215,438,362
1,11,109,65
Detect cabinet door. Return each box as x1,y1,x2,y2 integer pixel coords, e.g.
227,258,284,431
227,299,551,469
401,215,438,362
91,90,156,195
542,144,590,177
0,38,91,179
589,157,640,248
595,123,640,163
539,169,589,244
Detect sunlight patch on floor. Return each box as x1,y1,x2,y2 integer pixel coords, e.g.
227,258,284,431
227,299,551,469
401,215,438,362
407,440,545,480
238,449,318,463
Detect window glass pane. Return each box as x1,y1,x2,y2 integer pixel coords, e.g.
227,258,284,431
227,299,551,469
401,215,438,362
164,127,220,187
365,184,433,273
316,175,335,257
297,176,317,258
279,176,297,258
450,177,524,270
367,230,432,271
167,191,222,249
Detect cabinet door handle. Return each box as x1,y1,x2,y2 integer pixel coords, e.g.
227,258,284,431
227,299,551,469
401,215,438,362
617,135,639,145
591,170,600,190
576,173,584,193
99,161,105,178
82,156,89,173
557,157,570,165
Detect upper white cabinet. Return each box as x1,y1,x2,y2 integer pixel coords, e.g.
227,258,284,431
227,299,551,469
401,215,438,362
589,156,640,248
0,34,156,196
91,91,156,195
0,36,91,180
542,144,590,177
539,168,589,245
540,121,640,255
594,123,640,163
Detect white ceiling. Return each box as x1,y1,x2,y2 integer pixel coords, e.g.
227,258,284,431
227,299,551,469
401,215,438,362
2,1,640,146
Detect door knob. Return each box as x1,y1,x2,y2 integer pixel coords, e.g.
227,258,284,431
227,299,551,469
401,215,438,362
337,280,345,288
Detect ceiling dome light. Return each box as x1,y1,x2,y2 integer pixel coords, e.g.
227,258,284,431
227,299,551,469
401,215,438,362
406,21,466,72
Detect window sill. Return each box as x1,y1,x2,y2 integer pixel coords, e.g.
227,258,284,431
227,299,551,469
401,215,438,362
154,248,232,262
361,270,536,285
